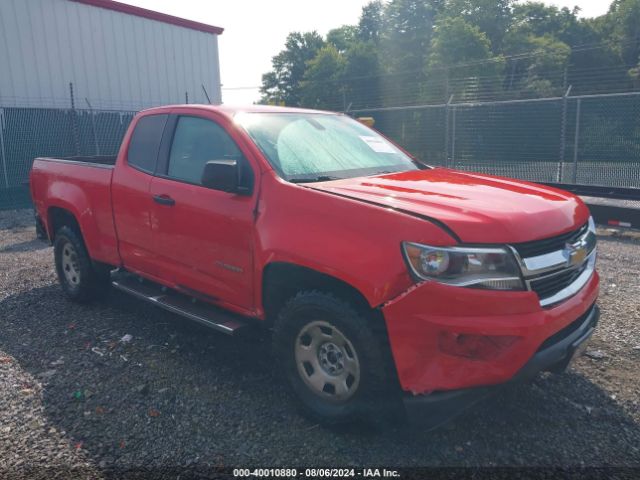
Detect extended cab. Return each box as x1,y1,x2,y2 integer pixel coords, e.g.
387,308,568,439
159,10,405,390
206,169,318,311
30,105,599,427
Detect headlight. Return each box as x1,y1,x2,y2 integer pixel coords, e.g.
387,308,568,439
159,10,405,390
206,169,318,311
402,242,524,290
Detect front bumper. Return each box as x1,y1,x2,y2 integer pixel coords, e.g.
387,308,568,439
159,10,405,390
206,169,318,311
380,269,599,425
402,304,599,429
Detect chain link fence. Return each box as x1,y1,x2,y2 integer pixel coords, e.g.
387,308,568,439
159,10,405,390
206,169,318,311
352,90,640,190
0,106,136,209
1,90,639,210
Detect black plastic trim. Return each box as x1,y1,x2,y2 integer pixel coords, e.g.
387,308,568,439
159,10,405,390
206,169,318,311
155,114,178,176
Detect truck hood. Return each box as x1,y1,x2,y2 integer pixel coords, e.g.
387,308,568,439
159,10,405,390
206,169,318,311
308,168,589,244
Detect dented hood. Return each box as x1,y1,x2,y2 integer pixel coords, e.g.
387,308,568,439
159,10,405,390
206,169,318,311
308,168,589,243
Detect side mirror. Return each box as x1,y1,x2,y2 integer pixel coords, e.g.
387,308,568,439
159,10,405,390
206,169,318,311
201,160,239,193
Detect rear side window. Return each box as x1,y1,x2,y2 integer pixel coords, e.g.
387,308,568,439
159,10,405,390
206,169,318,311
127,114,168,173
168,116,244,185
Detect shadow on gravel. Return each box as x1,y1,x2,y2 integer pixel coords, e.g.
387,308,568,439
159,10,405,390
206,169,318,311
1,284,639,470
0,238,49,253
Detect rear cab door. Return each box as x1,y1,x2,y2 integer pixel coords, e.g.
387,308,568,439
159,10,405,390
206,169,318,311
111,112,169,276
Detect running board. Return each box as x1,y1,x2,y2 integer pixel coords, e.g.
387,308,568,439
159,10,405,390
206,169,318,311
111,273,249,335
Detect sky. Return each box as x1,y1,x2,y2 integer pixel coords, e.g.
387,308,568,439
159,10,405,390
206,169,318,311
121,0,612,105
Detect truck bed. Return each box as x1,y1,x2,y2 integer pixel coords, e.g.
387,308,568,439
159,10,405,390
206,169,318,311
30,155,120,266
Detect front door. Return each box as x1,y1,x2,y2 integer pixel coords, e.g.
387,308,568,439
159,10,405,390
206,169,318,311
148,113,257,312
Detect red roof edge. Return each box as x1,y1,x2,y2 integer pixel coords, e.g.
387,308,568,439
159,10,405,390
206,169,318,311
69,0,224,35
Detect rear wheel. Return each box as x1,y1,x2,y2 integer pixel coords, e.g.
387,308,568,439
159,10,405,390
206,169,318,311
273,291,394,425
54,226,110,303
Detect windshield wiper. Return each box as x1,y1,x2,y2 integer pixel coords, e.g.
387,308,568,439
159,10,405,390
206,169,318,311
289,175,341,184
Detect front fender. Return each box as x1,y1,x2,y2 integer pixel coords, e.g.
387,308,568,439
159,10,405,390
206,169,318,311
253,175,457,311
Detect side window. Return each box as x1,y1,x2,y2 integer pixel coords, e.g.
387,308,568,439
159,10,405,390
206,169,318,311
168,116,246,186
127,114,168,173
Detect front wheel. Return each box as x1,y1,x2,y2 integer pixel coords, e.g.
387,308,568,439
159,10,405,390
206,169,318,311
54,226,110,303
273,291,394,425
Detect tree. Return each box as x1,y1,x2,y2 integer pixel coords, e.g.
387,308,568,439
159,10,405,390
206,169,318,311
327,25,359,53
260,0,640,107
300,45,346,109
426,17,505,100
502,32,571,97
358,0,385,43
380,0,444,104
260,32,325,105
511,2,574,38
442,0,514,50
383,0,443,71
428,18,496,67
511,2,606,47
607,0,640,67
509,3,617,95
343,41,381,109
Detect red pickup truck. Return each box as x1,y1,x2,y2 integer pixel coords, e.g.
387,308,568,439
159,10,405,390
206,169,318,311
30,104,599,427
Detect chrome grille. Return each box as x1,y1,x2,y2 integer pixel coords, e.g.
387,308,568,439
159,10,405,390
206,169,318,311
528,262,588,300
512,223,588,258
510,222,596,307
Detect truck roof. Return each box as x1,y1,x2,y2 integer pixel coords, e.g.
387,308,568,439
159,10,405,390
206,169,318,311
138,104,338,119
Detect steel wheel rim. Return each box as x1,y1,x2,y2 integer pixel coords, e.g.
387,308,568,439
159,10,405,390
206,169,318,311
295,320,360,403
61,242,81,286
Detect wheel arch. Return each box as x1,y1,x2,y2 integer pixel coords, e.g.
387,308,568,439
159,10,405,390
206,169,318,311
47,206,82,242
262,262,374,327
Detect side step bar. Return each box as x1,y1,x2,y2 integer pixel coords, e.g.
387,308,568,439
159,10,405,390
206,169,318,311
111,272,249,335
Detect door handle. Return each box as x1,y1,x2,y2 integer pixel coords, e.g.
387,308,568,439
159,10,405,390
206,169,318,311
153,194,175,206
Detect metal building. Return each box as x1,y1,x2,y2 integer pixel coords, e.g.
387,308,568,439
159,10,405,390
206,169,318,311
0,0,224,109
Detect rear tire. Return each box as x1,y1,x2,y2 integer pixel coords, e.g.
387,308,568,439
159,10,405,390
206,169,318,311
273,291,395,426
54,226,110,303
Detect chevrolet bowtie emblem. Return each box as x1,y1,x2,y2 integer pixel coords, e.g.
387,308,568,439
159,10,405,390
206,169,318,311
563,241,587,267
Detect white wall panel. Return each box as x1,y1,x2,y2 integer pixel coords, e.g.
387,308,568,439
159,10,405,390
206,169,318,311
0,0,222,109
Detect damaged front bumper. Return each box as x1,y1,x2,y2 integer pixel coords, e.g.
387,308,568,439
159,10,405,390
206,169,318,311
403,304,598,429
380,271,600,429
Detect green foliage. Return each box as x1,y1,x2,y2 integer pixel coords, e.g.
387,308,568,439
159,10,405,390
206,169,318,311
508,3,621,94
607,0,640,66
426,17,505,100
442,0,513,49
358,1,385,43
260,0,640,109
343,41,382,108
511,2,579,41
428,18,495,66
260,32,325,105
502,32,571,96
300,45,347,109
382,0,443,73
327,26,359,53
378,0,444,105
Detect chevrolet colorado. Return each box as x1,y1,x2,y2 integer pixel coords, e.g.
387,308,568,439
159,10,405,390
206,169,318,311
30,105,599,427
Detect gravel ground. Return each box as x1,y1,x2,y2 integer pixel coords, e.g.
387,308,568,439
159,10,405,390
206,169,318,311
1,209,639,478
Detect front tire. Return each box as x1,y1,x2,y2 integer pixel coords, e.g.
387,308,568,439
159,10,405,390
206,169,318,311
54,226,110,303
273,291,393,425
